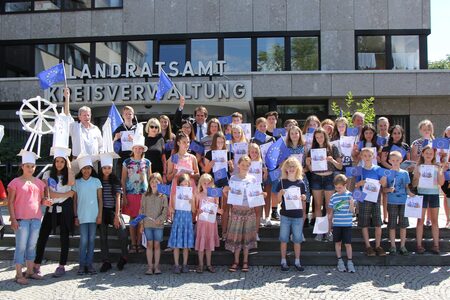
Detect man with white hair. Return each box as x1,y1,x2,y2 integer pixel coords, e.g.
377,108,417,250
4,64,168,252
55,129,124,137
70,105,103,159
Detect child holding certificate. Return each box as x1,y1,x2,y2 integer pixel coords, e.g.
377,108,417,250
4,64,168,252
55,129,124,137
195,174,221,273
248,143,267,238
412,145,446,254
168,174,196,274
276,157,307,272
306,127,342,242
224,156,257,273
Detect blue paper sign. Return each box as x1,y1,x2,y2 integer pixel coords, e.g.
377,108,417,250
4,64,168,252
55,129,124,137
307,127,315,134
345,166,362,178
269,168,281,182
171,154,179,164
377,136,387,146
273,128,286,137
352,190,367,202
357,141,365,151
157,184,171,196
347,127,359,137
214,168,228,181
130,214,146,227
225,133,232,141
432,138,450,150
390,145,407,158
165,140,174,152
444,171,450,181
207,187,223,198
254,130,267,143
218,115,232,125
47,177,58,189
189,141,205,154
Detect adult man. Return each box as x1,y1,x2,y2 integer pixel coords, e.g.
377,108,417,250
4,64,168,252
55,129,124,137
174,96,208,142
352,112,365,128
70,106,103,159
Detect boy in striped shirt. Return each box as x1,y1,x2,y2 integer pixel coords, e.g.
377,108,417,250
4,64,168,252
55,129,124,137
328,174,355,273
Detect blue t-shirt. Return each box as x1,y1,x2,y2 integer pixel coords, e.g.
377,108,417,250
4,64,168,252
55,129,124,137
357,165,382,182
328,191,353,227
73,177,102,224
386,169,410,205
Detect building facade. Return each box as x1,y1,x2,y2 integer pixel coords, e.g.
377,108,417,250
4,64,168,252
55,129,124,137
0,0,449,163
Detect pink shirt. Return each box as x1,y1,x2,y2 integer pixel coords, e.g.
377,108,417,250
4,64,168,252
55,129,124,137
8,177,45,220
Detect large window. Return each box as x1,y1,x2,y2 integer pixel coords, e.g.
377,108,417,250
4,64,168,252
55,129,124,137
65,43,90,76
127,41,152,74
96,41,121,75
357,36,386,70
35,44,60,74
257,37,285,71
2,45,32,77
391,36,419,70
34,0,62,10
159,43,186,74
224,38,251,73
191,39,217,73
2,0,122,12
291,37,319,71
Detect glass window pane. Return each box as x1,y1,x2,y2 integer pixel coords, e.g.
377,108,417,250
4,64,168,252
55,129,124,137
4,1,31,12
65,43,90,76
127,41,153,74
65,0,91,9
96,41,122,75
95,0,123,8
391,35,419,70
3,45,32,77
191,39,218,73
34,0,62,10
159,43,186,74
257,37,285,71
291,37,319,71
357,36,386,70
224,38,251,73
35,44,60,75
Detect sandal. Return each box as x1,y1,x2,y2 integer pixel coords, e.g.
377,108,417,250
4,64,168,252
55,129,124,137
241,262,249,272
129,244,138,254
196,265,204,273
206,265,216,273
24,272,43,280
14,276,28,285
145,268,153,275
228,262,239,272
154,267,162,275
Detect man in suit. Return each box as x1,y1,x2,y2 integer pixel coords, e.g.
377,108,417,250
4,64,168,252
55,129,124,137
173,96,208,142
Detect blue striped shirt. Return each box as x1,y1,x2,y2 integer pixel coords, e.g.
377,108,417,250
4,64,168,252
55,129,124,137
328,191,353,227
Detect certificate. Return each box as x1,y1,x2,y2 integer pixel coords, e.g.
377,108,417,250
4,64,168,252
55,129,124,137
232,142,248,168
404,195,423,218
246,183,265,208
227,180,245,206
120,131,134,151
212,150,228,173
240,123,252,141
305,133,314,151
175,186,193,211
418,165,436,189
260,141,273,161
249,161,263,183
284,187,302,210
339,136,354,157
362,178,381,203
311,148,327,172
313,216,329,234
199,201,218,224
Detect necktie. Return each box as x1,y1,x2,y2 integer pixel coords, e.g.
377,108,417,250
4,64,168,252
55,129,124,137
198,125,203,140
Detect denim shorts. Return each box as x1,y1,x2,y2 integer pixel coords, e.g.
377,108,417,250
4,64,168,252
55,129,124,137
144,227,164,242
310,173,335,191
279,215,304,243
420,194,440,209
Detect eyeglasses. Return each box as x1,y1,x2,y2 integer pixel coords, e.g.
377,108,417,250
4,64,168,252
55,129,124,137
149,125,159,129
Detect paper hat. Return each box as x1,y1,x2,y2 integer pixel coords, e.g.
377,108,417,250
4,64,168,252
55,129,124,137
50,146,71,159
132,134,148,152
99,152,120,167
73,154,97,170
18,149,39,164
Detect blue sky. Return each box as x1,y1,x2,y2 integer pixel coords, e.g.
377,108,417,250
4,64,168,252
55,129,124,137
428,0,450,61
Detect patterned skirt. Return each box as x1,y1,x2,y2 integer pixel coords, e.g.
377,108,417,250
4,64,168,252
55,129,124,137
195,220,220,251
225,206,257,252
168,210,195,249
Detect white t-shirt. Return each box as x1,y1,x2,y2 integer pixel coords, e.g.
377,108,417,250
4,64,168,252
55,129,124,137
43,171,72,213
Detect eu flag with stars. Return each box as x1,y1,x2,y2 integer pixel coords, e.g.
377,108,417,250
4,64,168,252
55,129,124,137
108,103,123,133
265,136,284,170
156,69,174,102
37,63,65,90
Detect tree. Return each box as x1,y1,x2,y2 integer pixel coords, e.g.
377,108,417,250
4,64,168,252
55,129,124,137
331,91,376,126
428,55,450,69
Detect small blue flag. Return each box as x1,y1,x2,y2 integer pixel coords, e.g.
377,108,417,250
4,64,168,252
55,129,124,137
207,187,223,198
225,134,232,141
339,109,343,118
47,177,58,189
445,171,450,181
189,140,205,154
357,141,365,150
165,140,174,152
37,63,65,90
218,115,232,125
377,167,396,180
346,166,362,178
390,145,407,158
114,140,121,153
156,69,174,102
347,127,359,137
277,140,291,165
214,168,228,181
352,190,367,203
377,136,387,146
130,214,146,227
157,184,171,196
432,138,450,150
108,103,124,134
307,127,315,134
273,128,286,137
265,137,284,170
422,139,430,147
269,168,281,182
171,154,179,164
254,130,267,143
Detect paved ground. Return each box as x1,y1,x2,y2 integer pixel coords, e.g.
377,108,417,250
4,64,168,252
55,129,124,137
0,260,449,300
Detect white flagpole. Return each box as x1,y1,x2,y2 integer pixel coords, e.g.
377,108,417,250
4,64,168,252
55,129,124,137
61,60,69,115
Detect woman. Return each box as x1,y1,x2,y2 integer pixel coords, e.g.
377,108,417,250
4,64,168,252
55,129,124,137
145,118,167,182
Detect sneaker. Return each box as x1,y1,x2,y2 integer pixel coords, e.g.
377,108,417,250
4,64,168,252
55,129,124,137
260,218,267,226
53,266,66,278
87,265,97,275
294,264,305,272
425,219,432,227
181,265,189,273
77,266,85,275
399,246,409,256
347,261,356,273
117,256,127,271
265,219,273,227
256,234,260,241
389,247,397,255
100,261,112,273
375,247,386,256
337,259,346,272
280,263,289,272
326,232,333,242
173,265,181,274
271,210,280,220
314,234,323,241
366,247,376,257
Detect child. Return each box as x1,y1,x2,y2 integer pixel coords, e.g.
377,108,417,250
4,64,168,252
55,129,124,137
140,173,168,275
442,126,450,229
411,119,435,162
355,148,387,256
248,143,267,239
276,157,307,272
8,151,47,285
121,138,152,253
195,174,221,273
168,174,196,274
321,119,335,139
98,154,128,272
384,151,415,255
224,155,258,272
376,117,390,147
327,174,355,273
34,151,75,278
265,111,278,136
352,124,380,166
412,145,446,254
380,125,411,169
73,155,102,275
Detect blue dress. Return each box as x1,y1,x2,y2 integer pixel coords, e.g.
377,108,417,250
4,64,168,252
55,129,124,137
168,210,195,248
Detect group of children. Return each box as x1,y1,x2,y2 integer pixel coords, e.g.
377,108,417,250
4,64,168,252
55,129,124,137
6,105,449,283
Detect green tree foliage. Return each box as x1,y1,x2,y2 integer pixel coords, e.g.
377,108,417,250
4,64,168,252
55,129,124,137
428,55,450,69
257,44,285,71
291,37,319,70
331,91,376,126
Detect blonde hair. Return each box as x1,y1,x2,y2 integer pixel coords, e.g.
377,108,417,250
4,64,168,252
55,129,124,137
360,147,375,156
388,151,403,160
197,173,214,193
418,119,435,139
281,157,303,180
255,117,267,126
237,155,252,165
231,125,247,143
122,106,134,114
145,118,162,134
146,172,163,195
333,174,347,186
248,143,262,162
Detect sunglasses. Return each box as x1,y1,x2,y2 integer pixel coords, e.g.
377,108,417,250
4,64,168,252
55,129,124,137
149,125,159,129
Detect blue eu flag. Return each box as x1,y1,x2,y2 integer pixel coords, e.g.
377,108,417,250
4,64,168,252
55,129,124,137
108,103,123,134
265,137,284,170
37,63,65,90
156,69,174,102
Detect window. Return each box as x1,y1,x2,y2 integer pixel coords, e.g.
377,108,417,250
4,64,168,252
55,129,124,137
65,43,90,76
96,41,122,76
159,43,186,75
3,45,32,77
191,39,217,73
391,35,419,70
257,37,284,71
224,38,251,73
2,0,123,12
357,36,386,70
64,0,91,9
291,37,319,71
127,41,152,74
35,44,60,74
34,0,61,11
4,1,31,12
95,0,122,8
